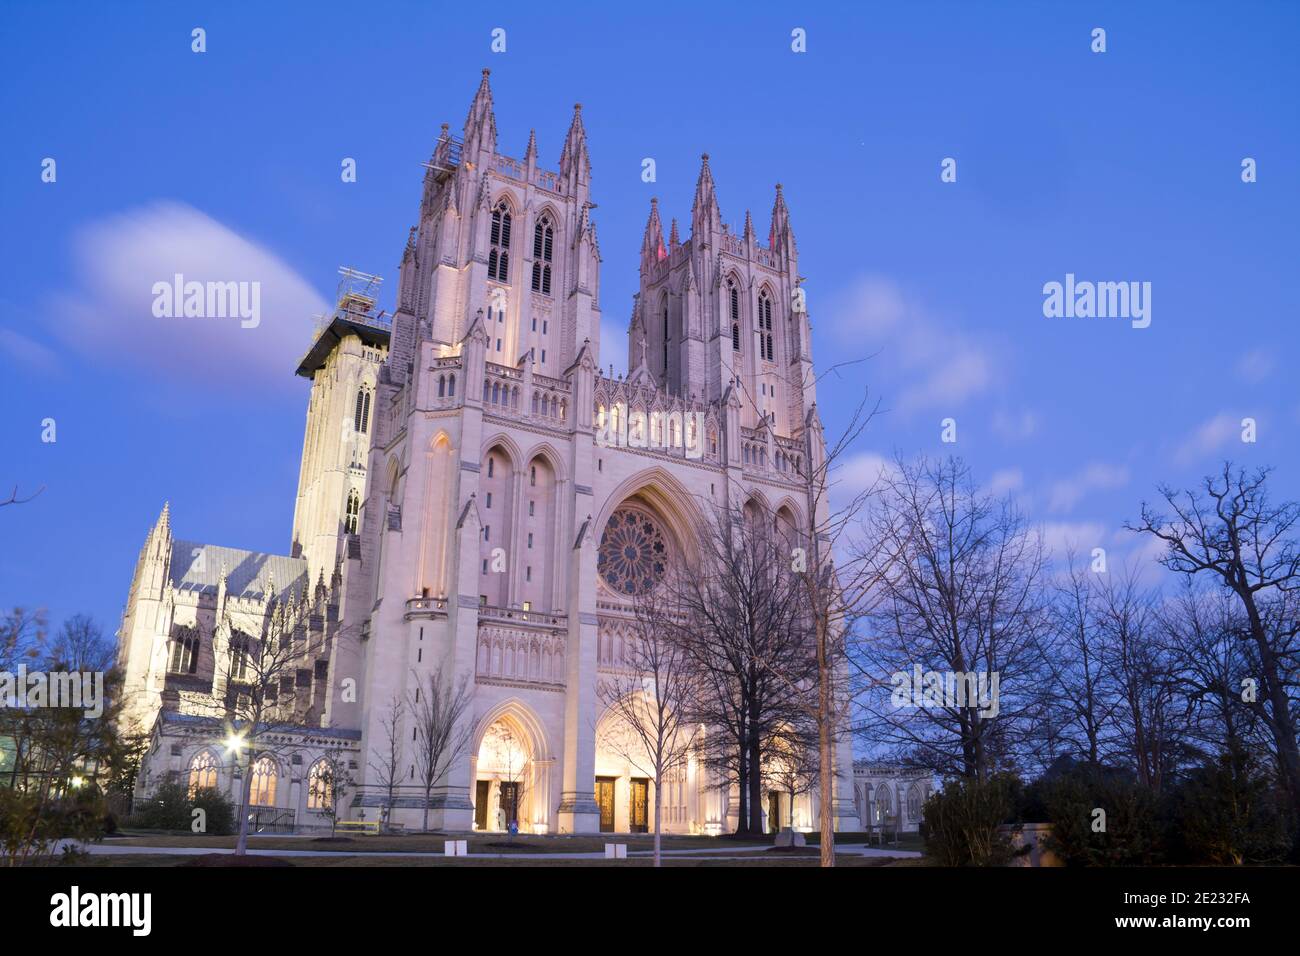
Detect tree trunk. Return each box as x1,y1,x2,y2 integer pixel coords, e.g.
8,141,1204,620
236,755,254,856
422,791,431,832
748,718,764,834
817,614,836,868
653,766,663,868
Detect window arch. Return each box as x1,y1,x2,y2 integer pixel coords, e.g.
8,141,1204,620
531,213,554,295
345,488,359,534
354,387,371,434
249,756,277,807
662,303,670,373
188,750,218,795
489,201,512,282
230,631,251,681
728,279,741,351
169,626,199,675
758,289,774,362
307,758,334,811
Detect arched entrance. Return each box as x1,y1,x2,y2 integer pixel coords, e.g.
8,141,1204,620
470,700,552,834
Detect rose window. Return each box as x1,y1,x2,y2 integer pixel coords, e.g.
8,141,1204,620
597,507,669,596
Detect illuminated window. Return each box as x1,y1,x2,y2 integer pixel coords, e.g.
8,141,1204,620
307,759,333,811
188,750,218,795
249,756,277,807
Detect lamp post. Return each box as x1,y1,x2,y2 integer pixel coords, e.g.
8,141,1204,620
225,728,251,852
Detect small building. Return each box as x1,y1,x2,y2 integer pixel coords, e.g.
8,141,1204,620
852,762,934,833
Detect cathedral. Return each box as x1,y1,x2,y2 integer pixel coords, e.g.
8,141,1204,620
116,70,862,835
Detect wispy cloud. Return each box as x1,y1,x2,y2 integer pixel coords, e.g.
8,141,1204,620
1047,462,1129,513
987,467,1024,497
1235,348,1275,384
1174,412,1242,464
49,202,329,391
992,408,1039,442
0,328,59,373
825,276,999,415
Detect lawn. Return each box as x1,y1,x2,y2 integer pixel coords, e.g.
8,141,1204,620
65,852,913,868
102,830,779,854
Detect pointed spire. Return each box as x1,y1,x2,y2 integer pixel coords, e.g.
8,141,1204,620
640,197,666,263
463,68,497,155
691,153,721,236
669,218,680,251
769,182,795,253
403,226,417,260
559,103,590,182
524,128,538,166
743,209,755,243
155,501,171,534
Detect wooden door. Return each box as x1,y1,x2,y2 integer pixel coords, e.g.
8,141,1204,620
596,776,616,832
629,778,649,833
475,780,490,830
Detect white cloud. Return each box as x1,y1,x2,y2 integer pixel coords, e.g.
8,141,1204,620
49,202,329,391
1235,348,1275,384
992,408,1039,442
825,275,999,415
830,452,897,510
987,467,1024,497
1047,462,1129,513
1039,521,1108,561
1175,412,1241,464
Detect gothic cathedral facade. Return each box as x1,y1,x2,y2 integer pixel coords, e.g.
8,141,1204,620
116,71,862,835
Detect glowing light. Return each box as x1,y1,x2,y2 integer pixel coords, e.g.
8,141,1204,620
69,775,86,789
224,731,247,754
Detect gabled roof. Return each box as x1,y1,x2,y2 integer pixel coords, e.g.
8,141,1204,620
171,541,308,600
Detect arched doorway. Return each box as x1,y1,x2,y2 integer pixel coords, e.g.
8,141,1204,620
471,701,552,834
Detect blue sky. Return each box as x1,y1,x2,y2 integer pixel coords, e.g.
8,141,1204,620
2,0,1297,635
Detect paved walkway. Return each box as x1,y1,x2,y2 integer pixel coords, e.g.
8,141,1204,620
71,840,920,861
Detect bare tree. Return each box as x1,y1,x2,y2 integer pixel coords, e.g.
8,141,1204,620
310,747,354,838
0,485,44,507
664,501,813,836
1128,463,1300,813
857,456,1050,784
367,694,405,832
408,665,474,832
1095,570,1184,791
217,590,340,855
0,609,128,866
596,587,700,866
788,396,881,865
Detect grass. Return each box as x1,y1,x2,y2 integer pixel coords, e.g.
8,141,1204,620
103,830,777,855
66,852,913,868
